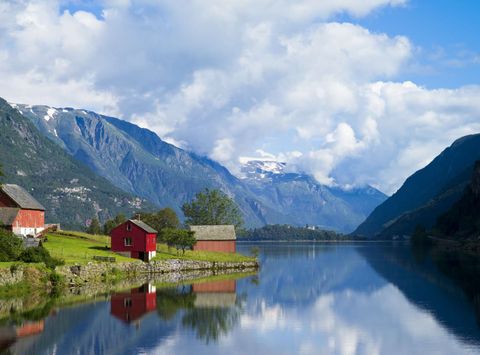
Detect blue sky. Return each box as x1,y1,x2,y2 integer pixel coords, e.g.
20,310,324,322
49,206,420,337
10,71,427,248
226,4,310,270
1,0,480,194
348,0,480,88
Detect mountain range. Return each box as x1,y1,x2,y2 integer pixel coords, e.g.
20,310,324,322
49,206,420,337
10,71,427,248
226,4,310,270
354,134,480,238
2,100,386,232
0,98,153,229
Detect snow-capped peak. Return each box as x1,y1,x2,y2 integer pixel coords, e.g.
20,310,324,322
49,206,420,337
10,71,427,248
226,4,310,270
241,160,287,181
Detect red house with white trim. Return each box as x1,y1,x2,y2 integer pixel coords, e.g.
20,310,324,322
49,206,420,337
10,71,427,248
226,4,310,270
0,184,45,237
110,219,157,261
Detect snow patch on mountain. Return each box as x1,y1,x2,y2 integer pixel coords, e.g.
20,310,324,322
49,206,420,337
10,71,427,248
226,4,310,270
44,107,57,121
241,160,288,181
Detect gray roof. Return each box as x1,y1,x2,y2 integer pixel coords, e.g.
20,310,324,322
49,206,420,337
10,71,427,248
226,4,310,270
189,225,236,241
0,207,20,226
1,184,45,210
130,219,157,233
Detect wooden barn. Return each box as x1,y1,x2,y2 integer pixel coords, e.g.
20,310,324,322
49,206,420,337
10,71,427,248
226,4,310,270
110,219,157,261
189,225,236,253
0,184,45,237
110,284,157,324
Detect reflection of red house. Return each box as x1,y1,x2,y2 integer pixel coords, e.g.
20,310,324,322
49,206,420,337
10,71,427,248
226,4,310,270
192,279,237,308
0,184,45,237
15,321,45,337
110,220,157,261
192,279,236,293
190,225,236,253
111,284,157,324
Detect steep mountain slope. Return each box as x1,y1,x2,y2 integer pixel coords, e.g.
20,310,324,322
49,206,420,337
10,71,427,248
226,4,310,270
241,160,387,232
0,98,152,229
354,134,480,238
434,161,480,239
16,104,269,227
17,104,386,232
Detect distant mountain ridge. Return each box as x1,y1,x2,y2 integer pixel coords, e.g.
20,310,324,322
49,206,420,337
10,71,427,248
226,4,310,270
241,160,387,232
0,98,153,229
354,133,480,238
13,103,386,232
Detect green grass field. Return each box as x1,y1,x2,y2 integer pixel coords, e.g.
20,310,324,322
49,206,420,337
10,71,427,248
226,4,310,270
43,233,137,264
42,231,255,265
154,243,254,262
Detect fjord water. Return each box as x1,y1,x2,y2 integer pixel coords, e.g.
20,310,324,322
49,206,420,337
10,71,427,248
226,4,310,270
5,243,480,355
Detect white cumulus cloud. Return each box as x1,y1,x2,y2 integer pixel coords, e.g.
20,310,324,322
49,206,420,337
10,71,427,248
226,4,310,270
1,0,479,194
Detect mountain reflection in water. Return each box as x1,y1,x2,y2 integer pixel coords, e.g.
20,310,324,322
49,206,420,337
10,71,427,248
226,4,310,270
2,243,480,354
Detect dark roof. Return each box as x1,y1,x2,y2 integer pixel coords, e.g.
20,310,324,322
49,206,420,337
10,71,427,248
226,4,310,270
0,208,20,226
1,184,45,210
189,225,236,240
129,219,157,233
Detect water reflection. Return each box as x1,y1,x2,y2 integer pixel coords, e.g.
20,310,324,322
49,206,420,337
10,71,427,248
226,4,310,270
110,283,157,325
2,244,480,354
154,279,243,344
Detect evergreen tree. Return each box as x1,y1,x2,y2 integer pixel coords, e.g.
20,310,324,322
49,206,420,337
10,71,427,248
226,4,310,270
87,217,101,235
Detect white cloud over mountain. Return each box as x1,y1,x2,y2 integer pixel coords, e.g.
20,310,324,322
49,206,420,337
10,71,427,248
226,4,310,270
1,0,479,193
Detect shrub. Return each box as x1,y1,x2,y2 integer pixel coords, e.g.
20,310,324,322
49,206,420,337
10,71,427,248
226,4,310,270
19,246,64,270
0,229,24,261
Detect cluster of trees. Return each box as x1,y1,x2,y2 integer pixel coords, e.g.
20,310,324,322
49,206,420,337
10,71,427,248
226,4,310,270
0,229,63,269
239,224,344,241
86,188,244,253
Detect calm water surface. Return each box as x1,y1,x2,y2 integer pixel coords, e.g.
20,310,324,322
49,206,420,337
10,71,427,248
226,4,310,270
4,243,480,355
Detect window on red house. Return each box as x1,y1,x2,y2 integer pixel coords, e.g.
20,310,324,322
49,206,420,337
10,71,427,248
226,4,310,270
126,223,132,231
124,237,132,246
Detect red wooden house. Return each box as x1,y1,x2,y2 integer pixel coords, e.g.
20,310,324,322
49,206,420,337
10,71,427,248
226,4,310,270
110,219,157,261
0,184,45,237
110,284,157,324
190,225,236,253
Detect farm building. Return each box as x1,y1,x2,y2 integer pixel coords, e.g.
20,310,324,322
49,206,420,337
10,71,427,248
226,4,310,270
189,225,236,253
110,219,157,261
110,284,157,324
0,184,45,237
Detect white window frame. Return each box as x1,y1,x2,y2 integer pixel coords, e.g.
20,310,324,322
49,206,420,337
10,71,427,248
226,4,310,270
124,237,132,246
126,223,132,231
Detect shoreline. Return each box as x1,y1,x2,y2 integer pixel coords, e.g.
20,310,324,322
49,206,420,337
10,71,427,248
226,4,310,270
237,240,396,243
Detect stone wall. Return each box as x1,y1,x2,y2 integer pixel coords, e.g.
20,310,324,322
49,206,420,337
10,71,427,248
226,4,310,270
57,259,259,285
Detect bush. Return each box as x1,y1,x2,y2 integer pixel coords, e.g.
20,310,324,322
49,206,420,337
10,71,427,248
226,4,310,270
0,229,24,261
19,246,64,270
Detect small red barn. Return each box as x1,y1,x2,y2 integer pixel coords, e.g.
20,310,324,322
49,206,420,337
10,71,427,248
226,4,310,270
190,225,236,253
110,219,157,261
110,284,157,324
0,184,45,237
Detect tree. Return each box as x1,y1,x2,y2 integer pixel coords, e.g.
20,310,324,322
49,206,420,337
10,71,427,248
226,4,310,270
103,213,127,235
161,228,197,254
182,189,243,229
87,217,101,235
0,163,3,187
138,208,180,236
